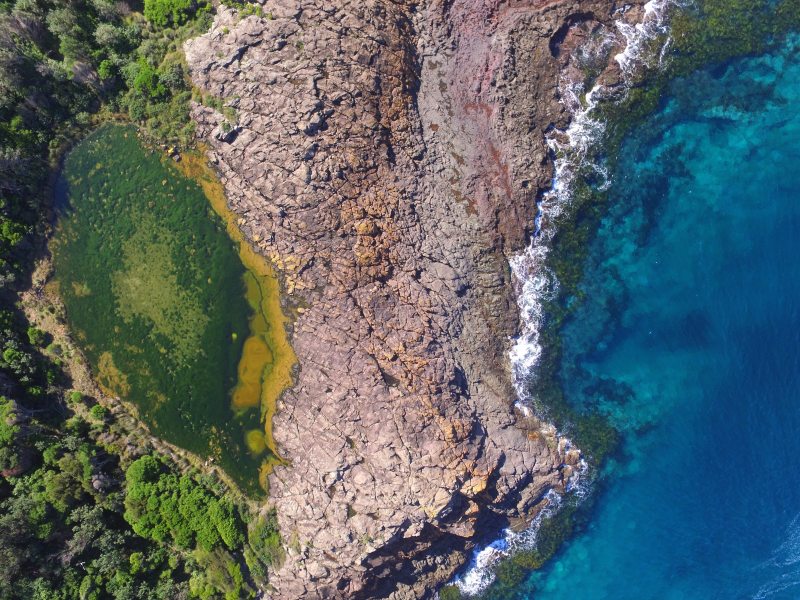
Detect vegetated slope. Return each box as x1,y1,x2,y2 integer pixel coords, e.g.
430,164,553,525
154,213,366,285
52,124,272,494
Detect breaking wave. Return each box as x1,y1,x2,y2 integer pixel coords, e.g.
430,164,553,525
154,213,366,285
450,2,681,598
454,489,565,596
509,0,680,409
452,448,590,597
753,514,800,599
615,0,679,75
509,81,606,405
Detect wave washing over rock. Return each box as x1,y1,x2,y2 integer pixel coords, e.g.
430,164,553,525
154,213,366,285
177,1,679,598
456,0,681,595
511,0,678,413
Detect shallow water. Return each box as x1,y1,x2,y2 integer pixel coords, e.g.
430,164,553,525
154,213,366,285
52,125,292,494
511,34,800,600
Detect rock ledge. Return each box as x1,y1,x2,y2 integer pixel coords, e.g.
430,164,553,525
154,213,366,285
185,1,642,597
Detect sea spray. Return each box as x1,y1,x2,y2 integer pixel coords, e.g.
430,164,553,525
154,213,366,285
754,512,800,600
454,2,680,596
615,0,681,76
509,81,606,408
510,0,681,411
455,490,565,596
453,445,591,596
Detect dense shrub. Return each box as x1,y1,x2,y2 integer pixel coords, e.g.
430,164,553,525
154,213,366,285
124,455,247,554
0,0,280,596
88,404,108,421
123,455,269,597
144,0,209,27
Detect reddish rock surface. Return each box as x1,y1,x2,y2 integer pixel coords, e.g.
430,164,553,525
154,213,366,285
185,1,643,597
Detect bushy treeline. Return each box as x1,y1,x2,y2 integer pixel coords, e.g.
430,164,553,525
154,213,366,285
0,360,283,600
0,0,285,597
0,290,282,598
0,0,212,291
0,391,192,599
1,390,283,598
124,455,284,599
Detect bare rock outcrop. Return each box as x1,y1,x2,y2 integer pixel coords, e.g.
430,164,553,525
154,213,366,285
184,1,642,597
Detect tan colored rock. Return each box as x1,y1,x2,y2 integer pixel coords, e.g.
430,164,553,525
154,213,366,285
185,0,644,597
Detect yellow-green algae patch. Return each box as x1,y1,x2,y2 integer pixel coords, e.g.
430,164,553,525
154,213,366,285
175,151,297,489
52,124,295,495
111,213,210,364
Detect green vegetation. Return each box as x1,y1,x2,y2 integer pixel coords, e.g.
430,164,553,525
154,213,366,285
0,0,285,595
439,585,463,600
1,0,214,181
0,296,282,597
144,0,210,28
1,423,192,599
0,395,21,472
0,400,283,598
243,508,284,580
124,455,245,552
88,403,108,421
175,152,298,478
122,454,282,599
0,0,221,343
111,211,211,364
237,4,266,19
52,124,272,494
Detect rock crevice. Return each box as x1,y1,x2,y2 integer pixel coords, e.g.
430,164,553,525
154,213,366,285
184,1,642,597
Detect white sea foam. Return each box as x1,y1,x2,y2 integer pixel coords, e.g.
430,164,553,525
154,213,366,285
449,4,679,598
509,0,680,424
753,514,800,599
452,442,589,597
508,81,606,406
453,489,564,596
615,0,682,75
510,0,681,408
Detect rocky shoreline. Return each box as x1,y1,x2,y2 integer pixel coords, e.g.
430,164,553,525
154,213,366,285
184,1,644,597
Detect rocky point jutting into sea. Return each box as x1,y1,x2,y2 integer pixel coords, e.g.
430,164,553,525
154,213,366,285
184,1,647,597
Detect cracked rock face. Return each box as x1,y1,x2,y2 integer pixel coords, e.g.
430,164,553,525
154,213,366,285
185,1,641,597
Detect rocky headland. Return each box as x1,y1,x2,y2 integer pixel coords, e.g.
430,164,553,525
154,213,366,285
184,1,645,597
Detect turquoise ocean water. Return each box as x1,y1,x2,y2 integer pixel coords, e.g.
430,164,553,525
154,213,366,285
510,30,800,600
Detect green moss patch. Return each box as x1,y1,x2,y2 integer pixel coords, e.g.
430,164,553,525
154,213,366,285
52,124,266,494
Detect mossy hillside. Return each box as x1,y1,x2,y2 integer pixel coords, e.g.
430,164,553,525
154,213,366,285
52,124,266,494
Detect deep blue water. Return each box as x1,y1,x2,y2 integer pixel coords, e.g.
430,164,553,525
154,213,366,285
520,34,800,600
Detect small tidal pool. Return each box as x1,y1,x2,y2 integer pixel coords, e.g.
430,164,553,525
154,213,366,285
52,124,294,495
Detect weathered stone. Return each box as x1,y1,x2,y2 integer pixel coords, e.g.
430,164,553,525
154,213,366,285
185,1,644,598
